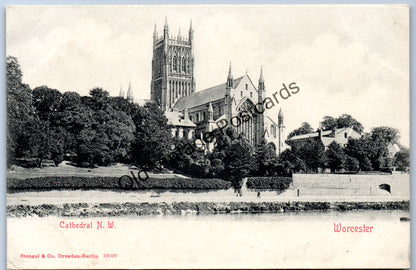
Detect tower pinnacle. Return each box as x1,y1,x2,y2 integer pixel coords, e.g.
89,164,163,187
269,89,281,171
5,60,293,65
226,62,234,88
258,66,265,92
259,66,264,83
127,80,133,102
164,16,168,30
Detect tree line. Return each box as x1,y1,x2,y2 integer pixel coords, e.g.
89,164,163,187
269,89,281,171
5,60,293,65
7,56,173,168
283,116,409,173
7,55,409,184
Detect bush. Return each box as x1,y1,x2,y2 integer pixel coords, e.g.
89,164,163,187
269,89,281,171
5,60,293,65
13,158,41,168
7,176,231,191
246,177,292,189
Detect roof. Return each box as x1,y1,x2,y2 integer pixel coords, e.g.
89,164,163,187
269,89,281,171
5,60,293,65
173,76,245,111
287,130,332,141
165,111,196,127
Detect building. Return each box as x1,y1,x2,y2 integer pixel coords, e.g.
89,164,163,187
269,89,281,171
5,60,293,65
150,19,286,154
286,127,362,150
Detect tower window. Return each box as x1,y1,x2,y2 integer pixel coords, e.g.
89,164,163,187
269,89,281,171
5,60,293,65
344,132,347,138
182,57,186,72
241,91,243,97
196,113,199,122
245,84,248,90
250,92,252,98
173,56,177,71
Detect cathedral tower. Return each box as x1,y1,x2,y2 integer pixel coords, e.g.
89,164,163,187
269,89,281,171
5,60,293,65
151,18,195,111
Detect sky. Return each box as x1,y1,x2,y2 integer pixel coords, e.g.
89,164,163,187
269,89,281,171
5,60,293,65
6,5,409,146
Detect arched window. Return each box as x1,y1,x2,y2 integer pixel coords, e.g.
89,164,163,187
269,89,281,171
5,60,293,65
173,56,177,71
196,113,199,122
182,57,186,72
187,59,190,73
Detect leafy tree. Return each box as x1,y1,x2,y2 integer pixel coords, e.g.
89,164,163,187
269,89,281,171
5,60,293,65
6,56,39,165
320,114,363,133
130,102,173,168
211,127,254,187
325,141,346,172
344,156,359,171
370,126,400,144
336,114,363,133
75,89,135,166
252,139,279,176
287,122,314,139
394,149,409,171
320,116,337,131
278,149,306,173
294,138,326,173
344,136,376,171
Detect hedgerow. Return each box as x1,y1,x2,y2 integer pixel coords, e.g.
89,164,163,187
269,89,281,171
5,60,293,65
7,176,231,191
246,177,292,189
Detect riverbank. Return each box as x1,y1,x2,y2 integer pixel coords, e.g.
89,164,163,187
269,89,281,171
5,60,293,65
7,200,409,217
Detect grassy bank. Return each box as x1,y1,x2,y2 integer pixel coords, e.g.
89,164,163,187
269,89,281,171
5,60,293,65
7,200,409,217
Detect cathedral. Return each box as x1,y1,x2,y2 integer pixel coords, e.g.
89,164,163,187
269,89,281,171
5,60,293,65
150,18,286,155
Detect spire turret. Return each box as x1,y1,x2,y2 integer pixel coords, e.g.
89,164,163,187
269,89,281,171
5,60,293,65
153,23,157,42
258,66,265,91
226,62,233,88
127,80,133,102
278,108,284,125
164,16,168,30
208,102,214,121
119,84,124,98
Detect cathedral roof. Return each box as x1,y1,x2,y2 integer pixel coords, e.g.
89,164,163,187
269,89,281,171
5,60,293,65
173,76,245,111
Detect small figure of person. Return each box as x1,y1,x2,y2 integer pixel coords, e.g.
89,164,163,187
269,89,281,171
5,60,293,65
257,192,261,199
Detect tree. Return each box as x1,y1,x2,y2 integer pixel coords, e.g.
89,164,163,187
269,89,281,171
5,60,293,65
325,141,346,172
295,139,326,173
287,122,314,139
74,89,135,166
6,56,39,165
320,114,363,133
393,149,409,171
336,114,363,133
320,116,337,131
278,149,306,174
252,139,279,176
344,136,376,171
130,102,173,168
211,127,254,187
370,126,400,144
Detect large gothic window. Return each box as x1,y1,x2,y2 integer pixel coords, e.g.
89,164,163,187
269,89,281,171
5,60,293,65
173,56,177,71
236,99,257,146
182,57,186,73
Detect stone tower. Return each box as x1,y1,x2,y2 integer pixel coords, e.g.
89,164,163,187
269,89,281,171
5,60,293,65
150,18,196,111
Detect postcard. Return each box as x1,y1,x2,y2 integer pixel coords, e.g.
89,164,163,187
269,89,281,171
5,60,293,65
6,5,410,269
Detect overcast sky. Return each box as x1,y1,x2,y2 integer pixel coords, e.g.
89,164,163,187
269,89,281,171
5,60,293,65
6,5,409,146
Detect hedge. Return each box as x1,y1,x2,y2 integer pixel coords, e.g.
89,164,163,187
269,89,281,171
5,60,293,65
246,177,292,189
7,176,231,191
